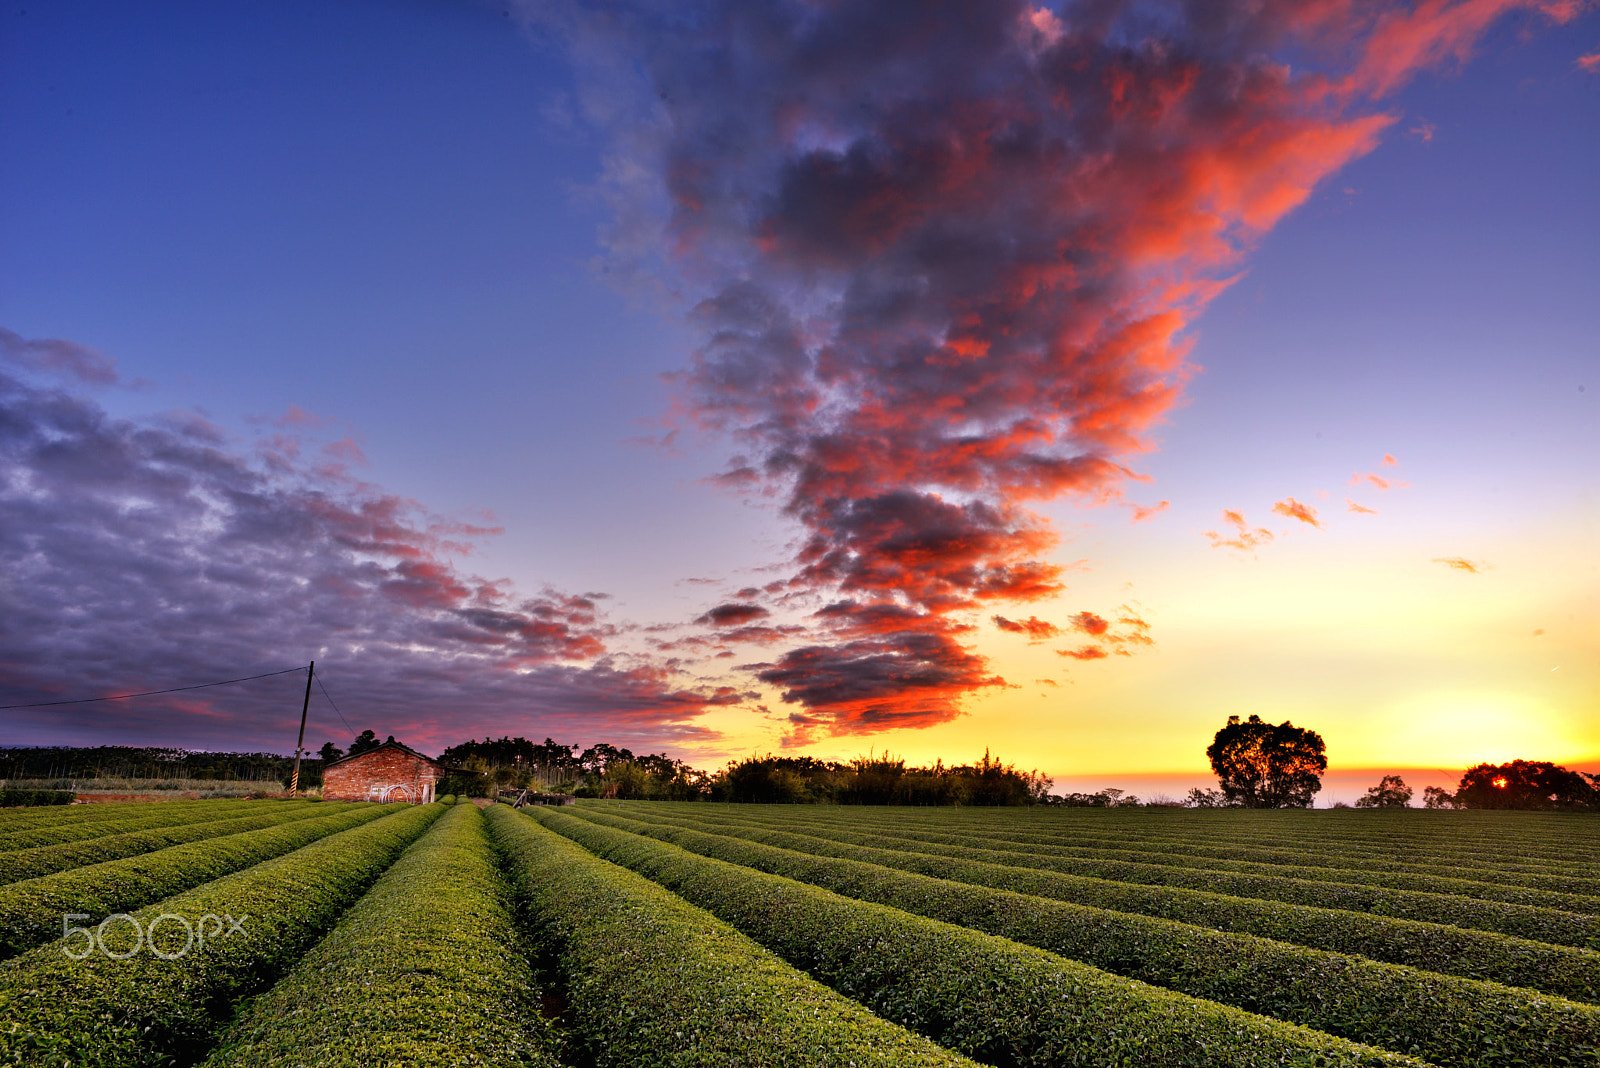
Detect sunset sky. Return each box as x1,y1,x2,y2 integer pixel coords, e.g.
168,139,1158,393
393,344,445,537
2,0,1595,802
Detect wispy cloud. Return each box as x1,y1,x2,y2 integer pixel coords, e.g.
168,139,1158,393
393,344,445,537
0,326,120,385
1204,509,1275,551
1434,556,1489,573
993,615,1062,640
1272,497,1323,528
1346,498,1379,514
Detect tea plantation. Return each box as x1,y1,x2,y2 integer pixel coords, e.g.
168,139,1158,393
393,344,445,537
0,796,1594,1066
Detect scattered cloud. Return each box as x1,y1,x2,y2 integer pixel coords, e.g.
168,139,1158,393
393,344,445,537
696,602,772,627
1433,556,1489,573
1346,498,1378,514
993,615,1061,640
1273,497,1323,528
1057,645,1110,661
1128,500,1170,524
1204,509,1275,551
1407,121,1437,141
1070,611,1110,637
1532,628,1545,636
0,326,120,385
1578,51,1600,73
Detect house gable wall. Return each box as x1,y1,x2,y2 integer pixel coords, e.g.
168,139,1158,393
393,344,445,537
323,747,443,803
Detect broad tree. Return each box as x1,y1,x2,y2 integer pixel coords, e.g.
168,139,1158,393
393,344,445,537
1453,760,1597,810
1206,714,1326,808
1354,774,1412,808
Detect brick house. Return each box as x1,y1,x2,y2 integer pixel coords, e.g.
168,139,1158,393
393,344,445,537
321,741,452,803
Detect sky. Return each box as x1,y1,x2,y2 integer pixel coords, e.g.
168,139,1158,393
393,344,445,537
1,0,1596,803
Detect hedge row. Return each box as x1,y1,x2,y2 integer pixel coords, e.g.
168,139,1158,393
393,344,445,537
0,799,318,853
485,805,985,1068
0,798,228,833
0,802,337,884
685,805,1600,868
0,802,442,1068
559,807,1600,1068
752,807,1600,870
673,806,1600,917
528,808,1427,1068
0,789,73,808
0,803,402,959
201,802,557,1068
655,808,1600,946
686,806,1595,893
609,806,1600,1002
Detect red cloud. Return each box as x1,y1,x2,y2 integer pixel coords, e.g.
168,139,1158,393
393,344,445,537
1346,499,1378,514
1204,510,1274,551
1434,556,1489,573
1383,454,1399,466
1128,500,1170,523
1070,611,1110,637
1580,52,1600,73
545,0,1569,739
1057,645,1110,661
1273,497,1323,528
993,615,1062,640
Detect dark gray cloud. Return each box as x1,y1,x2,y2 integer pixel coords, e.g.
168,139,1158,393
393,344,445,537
0,371,732,754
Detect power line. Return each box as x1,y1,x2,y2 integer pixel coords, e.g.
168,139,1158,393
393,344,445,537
0,666,309,710
314,674,358,739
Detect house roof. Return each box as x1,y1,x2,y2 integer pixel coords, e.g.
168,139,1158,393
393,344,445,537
322,740,455,772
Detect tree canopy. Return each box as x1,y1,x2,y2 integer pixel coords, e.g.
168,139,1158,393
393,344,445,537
1354,774,1412,808
1206,714,1326,808
1452,760,1596,810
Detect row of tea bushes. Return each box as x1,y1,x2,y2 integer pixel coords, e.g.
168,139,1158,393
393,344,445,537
201,802,556,1068
0,789,74,808
0,802,334,884
690,805,1600,871
563,807,1600,1068
682,805,1596,894
0,803,401,958
618,805,1600,1001
666,809,1600,945
530,808,1427,1068
0,803,443,1068
0,799,317,853
486,805,986,1068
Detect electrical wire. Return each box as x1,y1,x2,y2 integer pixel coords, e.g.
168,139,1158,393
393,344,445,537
0,666,309,710
313,674,358,739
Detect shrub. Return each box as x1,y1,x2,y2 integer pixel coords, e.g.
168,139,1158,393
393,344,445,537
202,803,557,1067
486,805,983,1068
0,803,443,1067
529,808,1428,1068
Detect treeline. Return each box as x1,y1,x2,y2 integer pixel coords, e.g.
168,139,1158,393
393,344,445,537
0,746,311,785
440,737,1055,806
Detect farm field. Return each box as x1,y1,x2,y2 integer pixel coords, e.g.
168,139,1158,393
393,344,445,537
0,797,1593,1067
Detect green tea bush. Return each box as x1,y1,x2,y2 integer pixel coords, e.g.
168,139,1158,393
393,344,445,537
660,808,1600,945
529,808,1426,1068
0,799,315,853
202,803,557,1068
556,807,1600,1068
0,803,333,884
0,789,73,807
613,805,1600,1001
487,805,984,1068
0,803,398,958
0,803,443,1067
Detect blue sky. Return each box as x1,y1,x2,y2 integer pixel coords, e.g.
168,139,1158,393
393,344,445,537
2,0,1595,800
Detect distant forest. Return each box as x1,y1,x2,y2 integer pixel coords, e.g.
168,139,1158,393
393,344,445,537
438,737,1058,805
0,746,309,785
